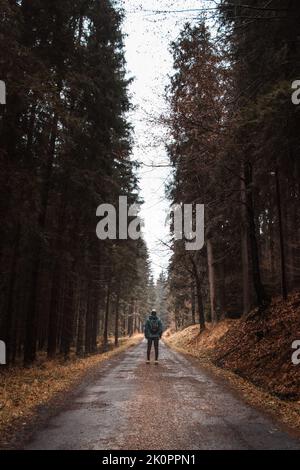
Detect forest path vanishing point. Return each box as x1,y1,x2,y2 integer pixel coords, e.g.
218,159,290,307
23,341,300,450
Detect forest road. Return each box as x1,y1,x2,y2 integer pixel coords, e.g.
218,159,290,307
24,340,300,450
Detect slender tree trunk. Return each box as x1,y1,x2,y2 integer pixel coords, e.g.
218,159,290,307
191,282,196,324
60,260,75,358
114,286,120,347
128,299,134,337
285,189,294,290
4,224,20,366
195,274,205,331
91,289,98,353
190,257,205,331
47,261,61,358
275,168,288,300
122,305,127,336
290,180,299,290
207,238,217,323
133,302,137,333
85,279,93,355
245,162,267,310
103,281,111,351
76,279,85,357
218,261,226,317
23,247,41,365
268,202,276,289
241,165,251,315
174,308,179,331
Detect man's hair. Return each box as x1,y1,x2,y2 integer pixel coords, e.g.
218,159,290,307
151,309,157,314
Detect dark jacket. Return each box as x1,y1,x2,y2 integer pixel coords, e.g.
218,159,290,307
144,314,163,339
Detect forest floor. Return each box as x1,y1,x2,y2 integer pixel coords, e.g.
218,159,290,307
0,334,142,448
165,292,300,433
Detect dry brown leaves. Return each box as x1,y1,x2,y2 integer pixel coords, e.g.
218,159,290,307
213,292,300,401
165,293,300,433
165,321,233,358
0,335,142,446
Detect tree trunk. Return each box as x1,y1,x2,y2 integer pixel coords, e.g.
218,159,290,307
245,162,267,310
128,299,134,337
47,260,61,358
268,202,276,290
60,261,75,359
275,168,288,300
207,238,217,323
195,274,205,331
91,289,98,353
4,223,20,366
218,261,226,317
76,280,85,357
114,286,120,347
191,282,196,324
241,165,251,315
190,257,205,331
103,281,111,351
85,280,93,355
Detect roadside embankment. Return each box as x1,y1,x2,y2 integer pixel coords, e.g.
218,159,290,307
165,293,300,432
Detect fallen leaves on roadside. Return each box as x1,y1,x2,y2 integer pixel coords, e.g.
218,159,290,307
213,292,300,401
165,292,300,433
0,335,142,447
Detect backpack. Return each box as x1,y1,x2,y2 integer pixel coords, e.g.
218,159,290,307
149,317,159,334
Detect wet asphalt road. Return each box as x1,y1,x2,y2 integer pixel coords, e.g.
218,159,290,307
25,340,300,450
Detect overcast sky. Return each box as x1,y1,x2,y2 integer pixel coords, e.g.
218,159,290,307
122,0,210,279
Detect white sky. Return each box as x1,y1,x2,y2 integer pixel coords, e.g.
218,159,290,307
122,0,210,279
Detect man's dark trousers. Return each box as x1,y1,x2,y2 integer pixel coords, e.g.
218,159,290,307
147,338,159,360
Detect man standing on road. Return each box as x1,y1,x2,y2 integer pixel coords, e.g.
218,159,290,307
144,309,163,364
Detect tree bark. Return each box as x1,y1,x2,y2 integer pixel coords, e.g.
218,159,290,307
103,280,111,351
114,286,120,347
241,164,251,315
245,162,267,310
4,223,20,366
85,279,92,355
60,261,75,358
275,168,288,300
190,256,205,331
76,279,86,357
191,282,196,324
47,261,61,358
207,238,217,323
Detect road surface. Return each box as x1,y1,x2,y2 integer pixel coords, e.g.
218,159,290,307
24,340,300,450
